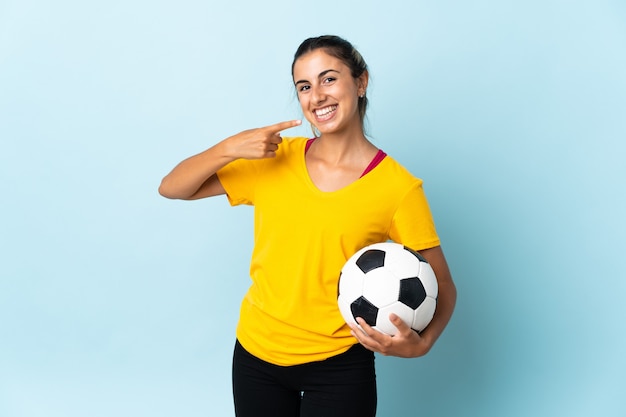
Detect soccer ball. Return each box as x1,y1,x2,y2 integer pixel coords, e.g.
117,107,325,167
338,242,438,335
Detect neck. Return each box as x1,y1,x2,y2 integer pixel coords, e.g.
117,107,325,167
312,128,375,166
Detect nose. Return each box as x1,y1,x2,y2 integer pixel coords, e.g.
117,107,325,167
311,85,326,105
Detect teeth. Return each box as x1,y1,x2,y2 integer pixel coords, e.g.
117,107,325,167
315,106,337,117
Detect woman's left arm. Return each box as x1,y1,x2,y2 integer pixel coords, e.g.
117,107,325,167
349,245,457,358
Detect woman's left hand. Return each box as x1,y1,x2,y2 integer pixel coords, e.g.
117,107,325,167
349,314,432,358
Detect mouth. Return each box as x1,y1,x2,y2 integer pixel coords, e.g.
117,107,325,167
313,105,337,122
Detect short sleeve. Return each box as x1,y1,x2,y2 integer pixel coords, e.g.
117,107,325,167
216,137,305,207
389,181,440,251
216,157,266,206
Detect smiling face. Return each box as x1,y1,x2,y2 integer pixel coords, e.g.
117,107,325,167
293,49,368,137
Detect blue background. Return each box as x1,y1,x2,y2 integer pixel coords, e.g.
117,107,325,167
1,1,625,416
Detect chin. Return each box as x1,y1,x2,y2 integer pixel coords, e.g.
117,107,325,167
314,121,341,136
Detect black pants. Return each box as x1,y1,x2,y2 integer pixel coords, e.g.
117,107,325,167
232,340,377,417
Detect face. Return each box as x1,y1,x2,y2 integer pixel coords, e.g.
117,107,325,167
292,49,367,136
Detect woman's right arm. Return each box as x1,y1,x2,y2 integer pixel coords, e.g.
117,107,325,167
158,119,301,200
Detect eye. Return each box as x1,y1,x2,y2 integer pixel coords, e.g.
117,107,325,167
323,77,336,84
298,84,310,93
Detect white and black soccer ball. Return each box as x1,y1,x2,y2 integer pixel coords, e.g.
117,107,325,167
338,242,438,335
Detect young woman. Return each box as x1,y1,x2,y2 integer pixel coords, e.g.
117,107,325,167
159,35,456,417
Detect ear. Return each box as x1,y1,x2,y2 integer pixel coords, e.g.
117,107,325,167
357,70,369,96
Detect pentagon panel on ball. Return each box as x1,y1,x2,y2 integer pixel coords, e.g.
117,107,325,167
337,242,438,335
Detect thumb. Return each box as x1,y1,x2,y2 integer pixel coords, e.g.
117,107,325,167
389,313,411,331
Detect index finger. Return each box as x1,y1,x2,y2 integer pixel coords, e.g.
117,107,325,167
265,119,302,133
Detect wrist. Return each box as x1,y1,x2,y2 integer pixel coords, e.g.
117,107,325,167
411,330,433,357
215,137,240,162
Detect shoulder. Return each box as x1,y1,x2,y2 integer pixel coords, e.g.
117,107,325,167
276,136,310,157
376,153,424,188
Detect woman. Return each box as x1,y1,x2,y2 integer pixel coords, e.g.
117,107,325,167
159,35,456,417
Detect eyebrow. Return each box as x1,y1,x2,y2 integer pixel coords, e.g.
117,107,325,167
294,69,340,86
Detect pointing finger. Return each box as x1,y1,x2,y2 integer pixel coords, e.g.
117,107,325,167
265,119,302,133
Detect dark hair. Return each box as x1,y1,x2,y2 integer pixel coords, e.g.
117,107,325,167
291,35,369,127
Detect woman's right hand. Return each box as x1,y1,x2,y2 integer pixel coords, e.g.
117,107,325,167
223,119,302,160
